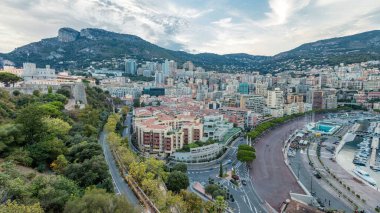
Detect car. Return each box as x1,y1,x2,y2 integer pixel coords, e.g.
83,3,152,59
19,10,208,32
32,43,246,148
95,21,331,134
232,174,240,180
313,171,322,179
208,178,215,184
241,180,247,186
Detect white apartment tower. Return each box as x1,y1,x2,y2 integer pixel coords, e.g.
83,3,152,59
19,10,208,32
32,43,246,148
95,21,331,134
267,88,284,109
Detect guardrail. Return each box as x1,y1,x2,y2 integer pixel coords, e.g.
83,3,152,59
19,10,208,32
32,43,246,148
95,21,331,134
111,148,160,213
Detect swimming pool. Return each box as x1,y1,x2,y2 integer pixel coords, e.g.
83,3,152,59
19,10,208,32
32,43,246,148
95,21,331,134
309,122,340,134
314,124,334,132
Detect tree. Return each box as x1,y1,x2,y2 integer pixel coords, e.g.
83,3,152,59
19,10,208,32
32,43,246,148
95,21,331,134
219,162,223,177
0,72,21,87
205,184,226,199
237,144,256,163
214,196,228,213
33,90,40,97
64,155,113,191
180,190,204,213
4,177,32,203
0,123,25,152
63,188,136,213
16,105,47,143
166,171,189,193
56,88,71,98
43,117,71,138
12,90,20,96
6,148,33,167
67,141,102,163
40,93,67,104
29,138,67,165
121,106,129,116
205,184,219,196
133,98,140,108
50,154,68,174
145,157,168,181
31,175,80,212
129,161,147,184
172,163,188,173
0,201,43,213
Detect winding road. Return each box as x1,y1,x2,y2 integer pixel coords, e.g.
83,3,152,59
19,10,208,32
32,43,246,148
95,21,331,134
99,131,139,205
249,116,307,210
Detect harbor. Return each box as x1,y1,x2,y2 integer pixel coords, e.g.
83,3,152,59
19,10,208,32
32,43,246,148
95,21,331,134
336,119,380,189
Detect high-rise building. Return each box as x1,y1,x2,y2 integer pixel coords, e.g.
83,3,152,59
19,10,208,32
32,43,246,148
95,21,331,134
267,88,284,109
163,59,176,77
238,82,249,94
183,61,194,71
310,90,324,110
245,95,266,114
155,71,164,86
255,82,268,97
125,59,137,75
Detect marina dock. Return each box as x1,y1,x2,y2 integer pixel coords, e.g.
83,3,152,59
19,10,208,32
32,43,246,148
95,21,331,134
370,137,379,169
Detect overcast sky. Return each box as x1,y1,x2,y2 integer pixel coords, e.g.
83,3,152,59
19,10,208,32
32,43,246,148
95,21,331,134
1,0,380,55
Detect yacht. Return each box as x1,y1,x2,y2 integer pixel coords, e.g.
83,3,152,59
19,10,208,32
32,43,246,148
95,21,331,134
370,165,380,172
353,168,377,186
353,159,366,166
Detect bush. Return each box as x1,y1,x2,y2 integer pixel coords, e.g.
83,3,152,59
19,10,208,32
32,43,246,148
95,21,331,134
172,163,187,173
12,90,20,96
165,171,189,193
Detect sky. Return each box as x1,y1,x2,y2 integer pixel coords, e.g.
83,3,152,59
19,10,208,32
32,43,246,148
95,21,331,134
1,0,380,55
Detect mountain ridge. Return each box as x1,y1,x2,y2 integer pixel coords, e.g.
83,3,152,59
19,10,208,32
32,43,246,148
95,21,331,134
1,28,380,72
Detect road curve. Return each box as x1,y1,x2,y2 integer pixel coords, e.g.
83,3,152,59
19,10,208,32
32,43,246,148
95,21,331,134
249,117,307,210
99,131,139,205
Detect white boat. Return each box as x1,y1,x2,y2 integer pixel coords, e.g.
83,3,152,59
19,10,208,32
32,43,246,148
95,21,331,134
353,168,377,186
371,165,380,172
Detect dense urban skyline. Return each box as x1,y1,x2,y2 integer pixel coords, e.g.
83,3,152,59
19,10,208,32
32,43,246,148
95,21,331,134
1,1,380,213
1,0,380,55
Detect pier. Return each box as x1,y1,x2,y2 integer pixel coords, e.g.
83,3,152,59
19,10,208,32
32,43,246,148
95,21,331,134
335,123,360,157
369,137,379,169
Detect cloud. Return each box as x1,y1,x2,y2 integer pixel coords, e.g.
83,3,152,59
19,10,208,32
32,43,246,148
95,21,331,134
0,0,380,56
212,18,232,27
260,0,311,26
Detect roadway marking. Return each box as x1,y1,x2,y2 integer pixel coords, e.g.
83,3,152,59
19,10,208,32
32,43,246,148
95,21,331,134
101,134,121,195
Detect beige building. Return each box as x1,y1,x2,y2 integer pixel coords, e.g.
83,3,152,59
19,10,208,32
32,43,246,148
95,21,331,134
267,88,284,109
134,111,203,156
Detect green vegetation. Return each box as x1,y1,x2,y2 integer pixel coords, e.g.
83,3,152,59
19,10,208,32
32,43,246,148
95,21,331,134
0,72,21,87
0,86,121,212
171,163,188,173
63,188,136,213
237,144,256,163
105,113,213,212
219,162,223,178
166,171,190,193
205,184,227,199
133,98,140,108
247,113,306,140
123,73,154,82
214,196,228,213
0,200,44,213
177,139,218,152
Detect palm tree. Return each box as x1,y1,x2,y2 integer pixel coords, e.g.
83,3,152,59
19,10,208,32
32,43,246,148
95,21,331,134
214,196,228,213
